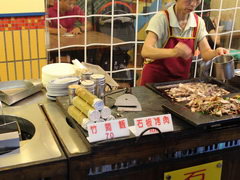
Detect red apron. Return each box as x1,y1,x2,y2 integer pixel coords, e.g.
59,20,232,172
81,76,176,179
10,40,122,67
141,11,199,85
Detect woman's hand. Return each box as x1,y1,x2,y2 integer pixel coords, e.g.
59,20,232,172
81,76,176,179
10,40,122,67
59,25,67,34
215,47,229,56
174,42,193,60
70,27,82,35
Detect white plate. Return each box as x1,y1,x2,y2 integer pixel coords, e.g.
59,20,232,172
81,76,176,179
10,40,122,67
52,76,79,84
46,86,67,90
235,69,240,76
47,91,68,97
46,77,79,90
62,33,75,37
46,94,57,101
41,63,76,87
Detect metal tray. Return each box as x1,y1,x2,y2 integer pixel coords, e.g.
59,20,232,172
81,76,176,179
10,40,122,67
146,78,239,101
146,78,240,128
0,80,42,105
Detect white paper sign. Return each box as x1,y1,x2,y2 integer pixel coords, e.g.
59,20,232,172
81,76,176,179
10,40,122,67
87,118,130,143
133,114,174,136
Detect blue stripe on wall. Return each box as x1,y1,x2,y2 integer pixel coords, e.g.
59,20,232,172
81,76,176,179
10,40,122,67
0,12,45,17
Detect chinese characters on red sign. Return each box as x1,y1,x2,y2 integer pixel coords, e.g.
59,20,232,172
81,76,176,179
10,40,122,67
118,120,126,129
136,116,170,129
105,122,114,139
90,125,97,134
134,114,173,136
87,118,129,142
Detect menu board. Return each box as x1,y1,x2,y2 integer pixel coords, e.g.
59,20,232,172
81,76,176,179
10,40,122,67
0,0,45,16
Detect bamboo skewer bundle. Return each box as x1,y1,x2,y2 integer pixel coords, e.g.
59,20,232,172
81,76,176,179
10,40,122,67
68,85,114,130
75,86,104,110
67,106,92,129
72,96,100,121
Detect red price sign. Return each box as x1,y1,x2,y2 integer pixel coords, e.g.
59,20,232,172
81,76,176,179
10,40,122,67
134,114,173,136
87,118,130,143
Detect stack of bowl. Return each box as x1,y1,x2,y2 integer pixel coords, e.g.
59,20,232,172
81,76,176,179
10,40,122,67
42,63,76,87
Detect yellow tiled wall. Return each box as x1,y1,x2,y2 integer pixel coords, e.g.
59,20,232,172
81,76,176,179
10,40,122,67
0,16,47,81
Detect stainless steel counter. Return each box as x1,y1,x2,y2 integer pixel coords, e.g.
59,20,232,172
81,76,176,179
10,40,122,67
0,103,65,169
43,103,90,156
1,85,88,161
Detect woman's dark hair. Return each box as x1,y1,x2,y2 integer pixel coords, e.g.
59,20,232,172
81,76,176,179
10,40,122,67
196,2,210,11
196,2,211,16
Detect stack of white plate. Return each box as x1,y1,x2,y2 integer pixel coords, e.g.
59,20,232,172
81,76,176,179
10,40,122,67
42,63,76,87
46,76,80,100
235,69,240,76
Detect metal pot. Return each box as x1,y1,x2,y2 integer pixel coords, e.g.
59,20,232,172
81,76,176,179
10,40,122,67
212,55,235,80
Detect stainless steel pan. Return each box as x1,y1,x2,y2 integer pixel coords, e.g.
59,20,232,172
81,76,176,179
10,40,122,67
212,55,235,80
0,80,42,105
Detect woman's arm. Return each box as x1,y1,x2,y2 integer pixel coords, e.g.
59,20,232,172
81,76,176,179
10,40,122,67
198,37,228,61
48,25,67,35
209,29,220,46
80,21,93,32
70,21,93,35
141,31,193,60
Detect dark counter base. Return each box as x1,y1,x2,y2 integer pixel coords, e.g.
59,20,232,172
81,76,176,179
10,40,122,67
70,147,240,180
69,122,240,179
0,160,67,180
50,86,240,180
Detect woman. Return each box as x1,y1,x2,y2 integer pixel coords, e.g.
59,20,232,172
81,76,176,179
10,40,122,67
48,0,92,35
140,0,228,85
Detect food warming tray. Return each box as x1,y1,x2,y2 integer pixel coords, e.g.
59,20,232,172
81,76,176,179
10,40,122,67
0,80,42,105
146,78,240,129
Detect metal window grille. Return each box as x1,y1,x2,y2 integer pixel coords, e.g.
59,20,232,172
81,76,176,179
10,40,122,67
46,0,240,87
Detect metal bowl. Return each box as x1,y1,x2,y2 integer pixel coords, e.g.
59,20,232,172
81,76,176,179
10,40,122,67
212,55,235,80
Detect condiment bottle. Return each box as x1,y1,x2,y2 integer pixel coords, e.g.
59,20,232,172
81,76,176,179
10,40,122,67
81,80,95,94
90,74,105,99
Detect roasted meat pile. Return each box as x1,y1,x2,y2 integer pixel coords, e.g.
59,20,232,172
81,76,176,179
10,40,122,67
164,82,240,116
165,82,230,102
186,95,240,116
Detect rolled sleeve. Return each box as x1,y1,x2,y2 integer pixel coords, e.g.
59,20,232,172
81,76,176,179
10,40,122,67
145,12,169,48
196,17,208,43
